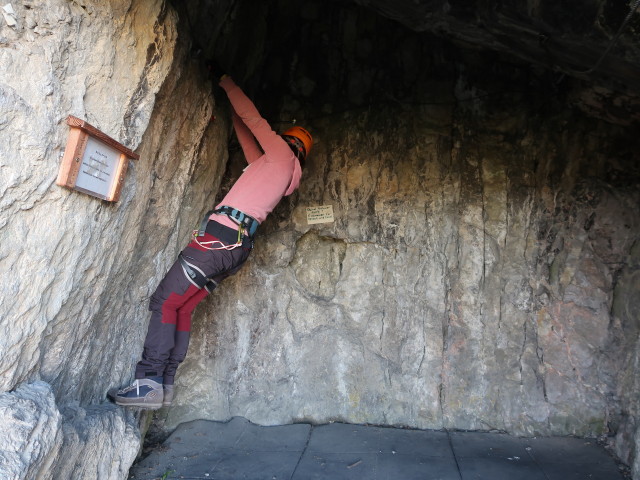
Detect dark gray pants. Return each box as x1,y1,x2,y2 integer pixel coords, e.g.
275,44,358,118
135,231,251,385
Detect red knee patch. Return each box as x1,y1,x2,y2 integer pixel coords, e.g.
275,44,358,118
161,286,202,325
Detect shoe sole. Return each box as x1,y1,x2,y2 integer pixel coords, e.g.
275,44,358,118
115,399,163,409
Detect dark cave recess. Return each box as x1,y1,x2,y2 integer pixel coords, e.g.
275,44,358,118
173,0,640,126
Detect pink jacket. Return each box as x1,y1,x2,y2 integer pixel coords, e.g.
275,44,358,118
210,76,302,230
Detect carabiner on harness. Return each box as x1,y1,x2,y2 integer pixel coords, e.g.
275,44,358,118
191,234,244,251
192,206,258,251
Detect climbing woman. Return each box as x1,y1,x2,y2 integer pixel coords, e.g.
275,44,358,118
110,71,312,409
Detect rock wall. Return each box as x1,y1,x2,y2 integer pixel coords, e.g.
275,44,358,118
170,86,640,467
1,0,639,478
169,94,640,435
614,241,640,479
0,1,227,478
163,1,640,476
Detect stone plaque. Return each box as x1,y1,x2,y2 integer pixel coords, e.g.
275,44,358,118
306,205,335,224
56,115,139,202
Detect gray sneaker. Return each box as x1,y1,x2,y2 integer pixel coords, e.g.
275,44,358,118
114,378,163,409
163,384,174,407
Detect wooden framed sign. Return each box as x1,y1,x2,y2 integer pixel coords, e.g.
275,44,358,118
56,115,139,202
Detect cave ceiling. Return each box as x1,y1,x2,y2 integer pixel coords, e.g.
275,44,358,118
354,0,640,91
178,0,640,125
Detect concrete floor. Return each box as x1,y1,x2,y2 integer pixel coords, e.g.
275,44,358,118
129,417,628,480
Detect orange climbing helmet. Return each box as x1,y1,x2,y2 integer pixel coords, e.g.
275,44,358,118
282,126,313,160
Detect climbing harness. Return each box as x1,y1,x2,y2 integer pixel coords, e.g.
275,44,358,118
191,206,258,251
179,207,256,290
212,205,260,237
191,224,244,251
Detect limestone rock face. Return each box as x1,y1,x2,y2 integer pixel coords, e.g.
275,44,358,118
0,382,139,479
170,94,640,438
1,0,177,396
1,0,640,478
1,0,228,478
612,242,640,477
0,382,62,480
164,3,640,476
53,401,140,480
